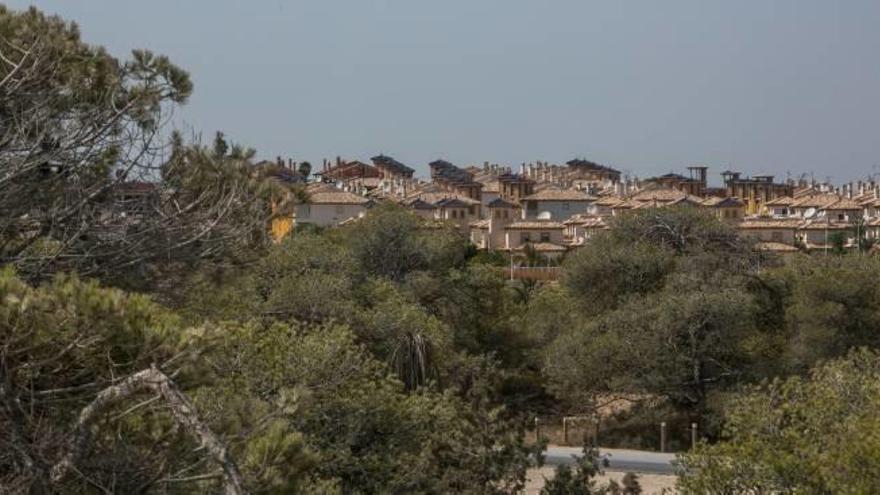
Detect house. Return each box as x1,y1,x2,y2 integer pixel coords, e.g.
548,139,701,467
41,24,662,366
294,186,370,227
315,158,380,182
565,158,621,188
644,166,708,196
480,181,501,210
592,195,626,217
469,197,520,250
737,218,802,245
763,196,796,217
429,159,483,200
701,196,746,222
503,220,566,251
521,188,597,220
821,197,863,222
512,242,568,261
434,196,482,231
721,171,794,215
113,181,158,218
627,186,698,207
787,193,840,218
867,218,880,243
371,154,415,180
406,198,438,220
564,215,608,245
798,219,853,251
497,172,535,203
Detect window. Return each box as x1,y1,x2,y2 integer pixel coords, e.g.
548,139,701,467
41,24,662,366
503,210,509,219
469,205,476,215
495,210,501,219
540,232,551,242
521,233,531,243
450,210,457,219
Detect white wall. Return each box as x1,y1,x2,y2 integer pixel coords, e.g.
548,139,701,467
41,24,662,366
523,200,593,220
295,203,366,227
504,229,565,249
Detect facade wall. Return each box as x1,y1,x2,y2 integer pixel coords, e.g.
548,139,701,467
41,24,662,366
739,228,797,244
802,229,850,245
503,229,565,250
523,200,593,220
437,206,481,230
295,203,366,227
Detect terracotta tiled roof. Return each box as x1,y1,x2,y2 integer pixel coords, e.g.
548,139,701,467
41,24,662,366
666,195,705,206
565,159,621,175
487,197,520,208
435,197,479,208
612,200,642,209
564,215,607,228
763,196,796,207
371,154,414,175
406,198,437,210
505,221,565,230
824,197,863,210
702,196,745,207
799,220,852,230
522,188,597,201
594,196,625,206
856,195,879,206
790,194,840,209
629,187,688,203
416,193,481,206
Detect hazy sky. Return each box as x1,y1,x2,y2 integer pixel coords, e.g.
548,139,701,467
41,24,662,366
12,1,880,183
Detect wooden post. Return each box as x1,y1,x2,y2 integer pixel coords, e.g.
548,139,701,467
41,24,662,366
592,418,600,447
660,422,667,453
563,417,569,446
691,422,698,450
534,417,541,443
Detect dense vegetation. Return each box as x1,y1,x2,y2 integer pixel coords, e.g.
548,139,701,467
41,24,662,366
3,5,880,493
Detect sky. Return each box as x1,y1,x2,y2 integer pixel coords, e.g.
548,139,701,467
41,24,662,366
12,0,880,183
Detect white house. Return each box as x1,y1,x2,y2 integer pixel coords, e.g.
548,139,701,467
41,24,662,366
521,188,596,220
294,188,370,227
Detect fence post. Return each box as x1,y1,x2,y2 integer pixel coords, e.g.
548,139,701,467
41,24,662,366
660,422,667,453
691,422,698,450
562,417,569,446
592,418,600,447
534,417,541,443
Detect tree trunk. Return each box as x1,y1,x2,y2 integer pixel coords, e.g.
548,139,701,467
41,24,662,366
50,364,247,495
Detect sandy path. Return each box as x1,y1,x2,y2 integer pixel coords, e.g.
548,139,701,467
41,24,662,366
524,466,677,494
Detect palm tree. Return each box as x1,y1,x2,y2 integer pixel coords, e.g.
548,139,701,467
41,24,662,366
389,330,436,391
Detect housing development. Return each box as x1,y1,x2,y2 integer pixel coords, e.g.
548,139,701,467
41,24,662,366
277,154,880,256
